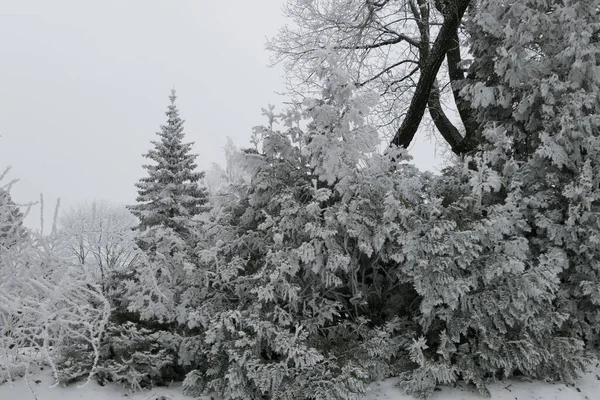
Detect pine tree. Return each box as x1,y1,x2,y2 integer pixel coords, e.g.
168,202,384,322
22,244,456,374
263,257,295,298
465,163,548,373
128,89,207,238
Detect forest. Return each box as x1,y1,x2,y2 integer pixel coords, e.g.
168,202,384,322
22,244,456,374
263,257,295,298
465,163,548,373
1,1,600,399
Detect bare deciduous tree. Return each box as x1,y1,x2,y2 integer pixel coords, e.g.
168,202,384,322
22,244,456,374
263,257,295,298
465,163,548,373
58,201,139,295
268,0,478,155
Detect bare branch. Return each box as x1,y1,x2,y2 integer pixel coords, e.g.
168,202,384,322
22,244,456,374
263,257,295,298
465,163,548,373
446,27,479,152
335,33,420,50
357,60,419,87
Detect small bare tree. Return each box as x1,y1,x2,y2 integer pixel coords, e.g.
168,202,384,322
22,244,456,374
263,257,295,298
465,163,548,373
58,201,139,295
0,173,111,388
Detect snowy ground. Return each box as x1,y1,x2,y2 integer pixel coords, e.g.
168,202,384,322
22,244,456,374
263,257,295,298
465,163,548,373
364,363,600,400
0,372,195,400
1,363,598,400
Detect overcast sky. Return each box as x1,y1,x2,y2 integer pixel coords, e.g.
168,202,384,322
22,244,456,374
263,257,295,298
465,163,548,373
0,0,443,230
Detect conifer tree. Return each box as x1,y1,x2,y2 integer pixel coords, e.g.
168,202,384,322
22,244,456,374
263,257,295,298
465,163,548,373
97,90,211,387
126,89,208,323
0,169,26,249
0,188,26,249
129,89,207,237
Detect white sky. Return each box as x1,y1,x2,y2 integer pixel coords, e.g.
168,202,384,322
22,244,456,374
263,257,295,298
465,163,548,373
0,0,443,230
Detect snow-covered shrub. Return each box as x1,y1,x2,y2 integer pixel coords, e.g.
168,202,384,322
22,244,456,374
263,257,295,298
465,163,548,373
396,162,588,397
390,1,600,396
178,63,425,399
463,0,600,353
0,177,111,386
176,50,592,398
92,322,181,390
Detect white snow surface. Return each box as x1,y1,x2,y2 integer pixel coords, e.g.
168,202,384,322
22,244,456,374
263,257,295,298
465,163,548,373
364,363,600,400
1,363,598,400
0,373,198,400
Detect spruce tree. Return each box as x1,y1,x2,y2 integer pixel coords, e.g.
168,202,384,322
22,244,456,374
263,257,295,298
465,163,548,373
126,89,208,322
97,90,211,387
129,89,207,237
0,182,26,249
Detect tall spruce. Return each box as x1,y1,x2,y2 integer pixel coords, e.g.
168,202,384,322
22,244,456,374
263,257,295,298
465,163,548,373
99,90,212,387
129,89,207,237
126,89,208,324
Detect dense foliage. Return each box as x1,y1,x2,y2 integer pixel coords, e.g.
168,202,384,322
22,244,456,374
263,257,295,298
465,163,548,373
464,0,600,353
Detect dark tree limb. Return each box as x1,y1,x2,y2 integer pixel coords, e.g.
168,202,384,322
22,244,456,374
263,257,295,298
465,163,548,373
335,34,421,50
356,59,419,88
390,0,473,150
415,0,473,153
446,27,479,153
428,80,465,154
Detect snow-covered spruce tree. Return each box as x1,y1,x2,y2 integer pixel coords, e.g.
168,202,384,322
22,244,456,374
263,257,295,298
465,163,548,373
100,89,209,388
127,88,208,322
129,89,207,234
462,0,600,352
0,170,27,248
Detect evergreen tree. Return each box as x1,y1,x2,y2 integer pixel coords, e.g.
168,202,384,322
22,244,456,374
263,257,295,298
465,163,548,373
94,91,211,388
128,89,207,238
0,175,26,249
126,89,208,323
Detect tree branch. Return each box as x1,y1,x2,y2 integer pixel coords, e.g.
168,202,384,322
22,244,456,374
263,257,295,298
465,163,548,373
334,34,420,50
390,0,472,150
446,27,479,153
428,80,465,154
356,59,419,87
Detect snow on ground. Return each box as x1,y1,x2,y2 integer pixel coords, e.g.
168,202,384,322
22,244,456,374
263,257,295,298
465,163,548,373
365,362,600,400
1,363,598,400
0,372,204,400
